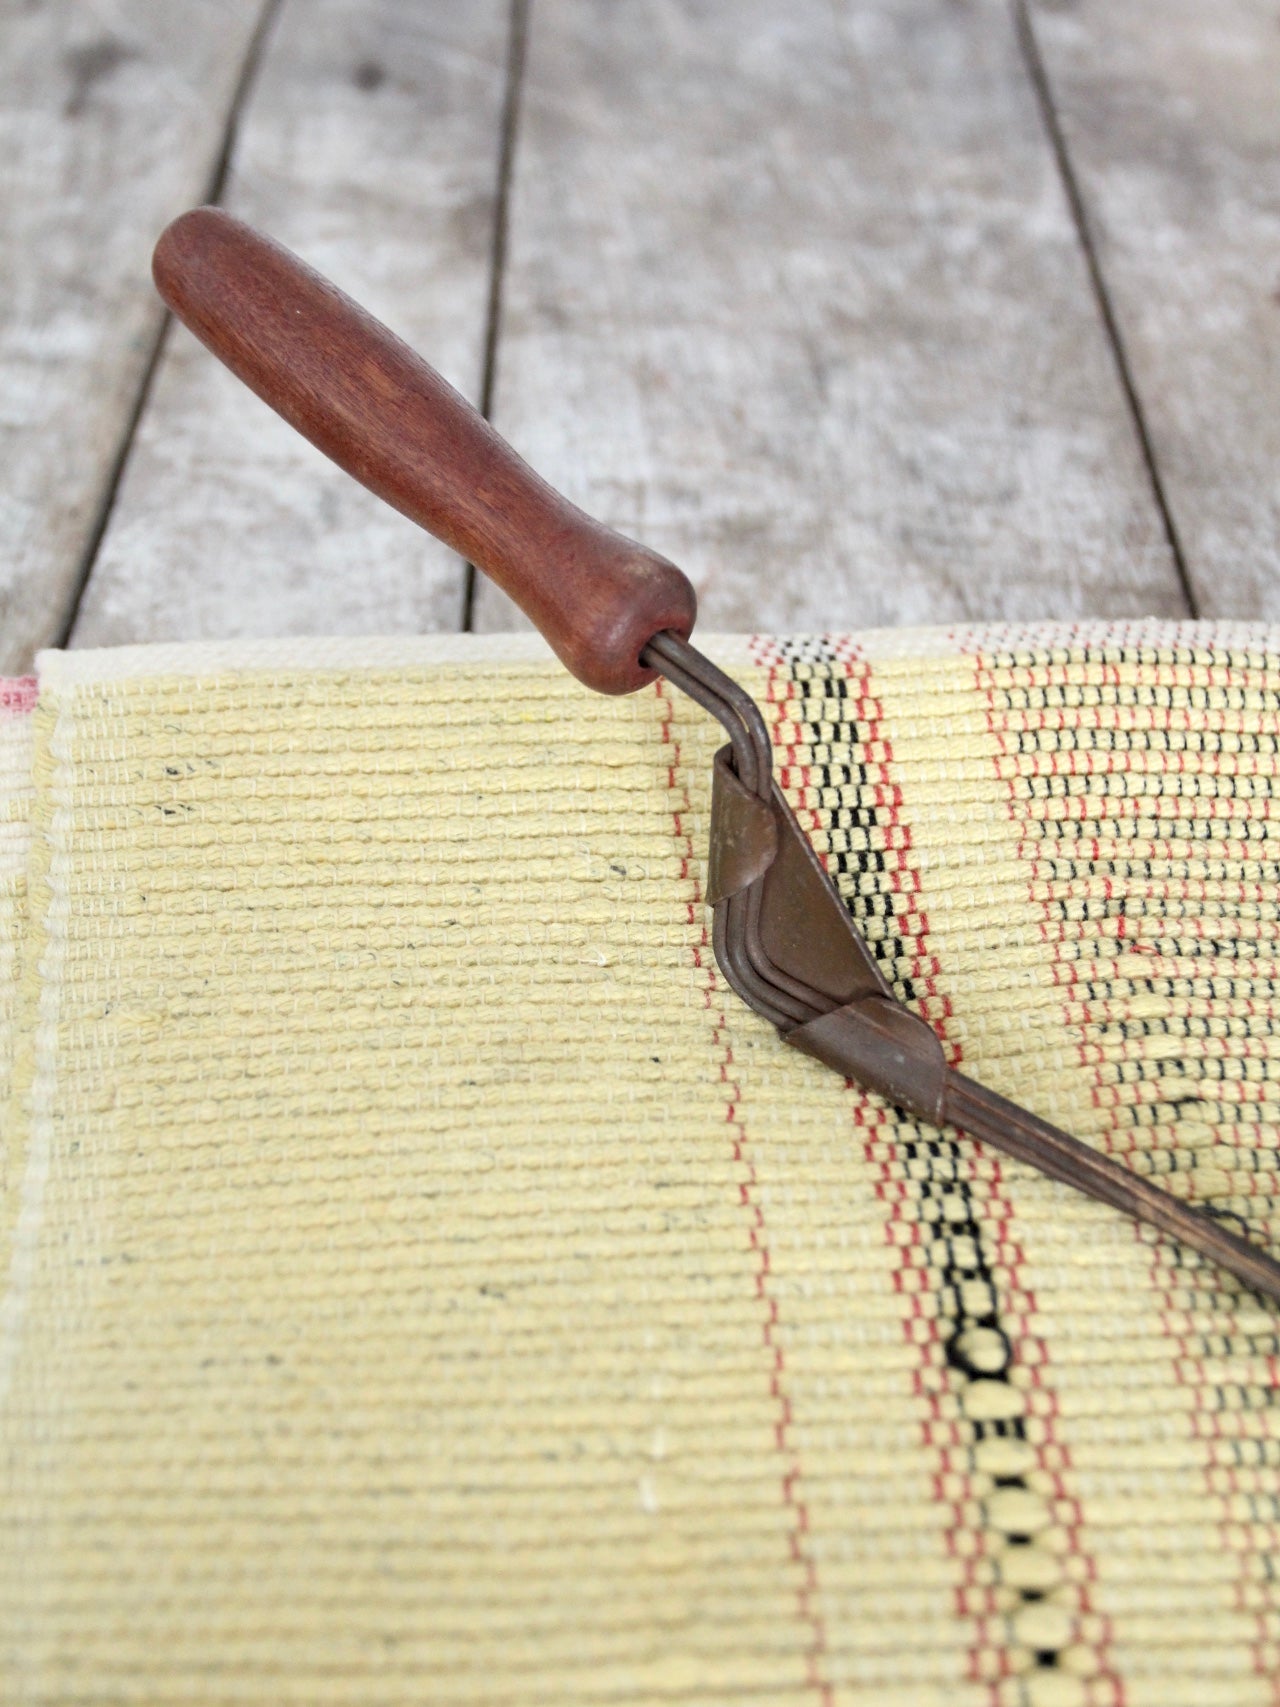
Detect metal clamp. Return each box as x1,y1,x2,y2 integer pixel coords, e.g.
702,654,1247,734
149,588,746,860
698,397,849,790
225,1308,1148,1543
642,631,1280,1307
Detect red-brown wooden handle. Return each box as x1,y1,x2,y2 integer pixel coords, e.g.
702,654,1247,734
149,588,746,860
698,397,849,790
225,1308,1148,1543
152,207,696,694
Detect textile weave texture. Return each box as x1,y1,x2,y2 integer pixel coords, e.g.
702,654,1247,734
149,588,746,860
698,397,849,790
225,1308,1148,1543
2,625,1278,1707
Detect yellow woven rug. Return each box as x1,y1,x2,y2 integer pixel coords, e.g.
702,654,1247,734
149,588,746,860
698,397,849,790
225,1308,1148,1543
2,625,1278,1706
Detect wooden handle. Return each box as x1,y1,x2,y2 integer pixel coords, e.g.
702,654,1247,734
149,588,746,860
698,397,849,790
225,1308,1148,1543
152,207,696,695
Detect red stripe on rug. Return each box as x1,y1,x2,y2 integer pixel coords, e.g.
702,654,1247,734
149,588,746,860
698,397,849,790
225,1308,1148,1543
656,675,833,1704
0,678,37,717
755,636,1119,1702
975,644,1280,1701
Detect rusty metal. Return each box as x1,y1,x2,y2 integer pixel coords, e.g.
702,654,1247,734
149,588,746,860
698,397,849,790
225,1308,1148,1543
640,631,1280,1308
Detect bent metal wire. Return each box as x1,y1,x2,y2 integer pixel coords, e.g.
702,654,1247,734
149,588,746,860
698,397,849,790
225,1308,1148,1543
641,630,1280,1308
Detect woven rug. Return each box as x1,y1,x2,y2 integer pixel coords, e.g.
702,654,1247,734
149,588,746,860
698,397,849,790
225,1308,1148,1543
2,624,1278,1706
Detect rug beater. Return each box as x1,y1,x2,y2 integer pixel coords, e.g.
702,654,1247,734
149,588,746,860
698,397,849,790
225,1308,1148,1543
152,208,1280,1309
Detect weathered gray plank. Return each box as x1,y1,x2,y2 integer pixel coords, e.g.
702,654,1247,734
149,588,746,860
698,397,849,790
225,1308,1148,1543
0,0,269,673
1024,0,1280,618
73,0,509,650
475,0,1186,636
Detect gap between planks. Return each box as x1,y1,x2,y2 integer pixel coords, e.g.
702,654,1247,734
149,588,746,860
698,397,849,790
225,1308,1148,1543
54,0,287,652
473,0,1188,637
462,0,532,635
1021,0,1280,619
71,1,511,650
0,0,272,673
1012,0,1197,620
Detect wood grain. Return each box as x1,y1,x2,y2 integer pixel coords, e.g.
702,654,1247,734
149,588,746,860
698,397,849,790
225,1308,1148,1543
475,0,1188,636
1024,0,1280,618
0,0,268,673
73,0,509,651
152,210,695,694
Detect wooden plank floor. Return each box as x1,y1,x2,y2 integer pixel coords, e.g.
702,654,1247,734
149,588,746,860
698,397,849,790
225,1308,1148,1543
3,0,1277,673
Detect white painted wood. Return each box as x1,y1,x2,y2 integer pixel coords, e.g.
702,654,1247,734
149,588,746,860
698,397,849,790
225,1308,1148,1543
1025,0,1280,618
475,0,1187,637
73,0,509,650
0,0,268,673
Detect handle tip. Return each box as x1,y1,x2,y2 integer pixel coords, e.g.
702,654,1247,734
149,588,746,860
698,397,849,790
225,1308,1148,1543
153,205,227,307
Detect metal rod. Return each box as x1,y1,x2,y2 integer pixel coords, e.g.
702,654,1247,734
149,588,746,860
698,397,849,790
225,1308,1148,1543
642,632,772,799
713,901,797,1030
946,1073,1280,1306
